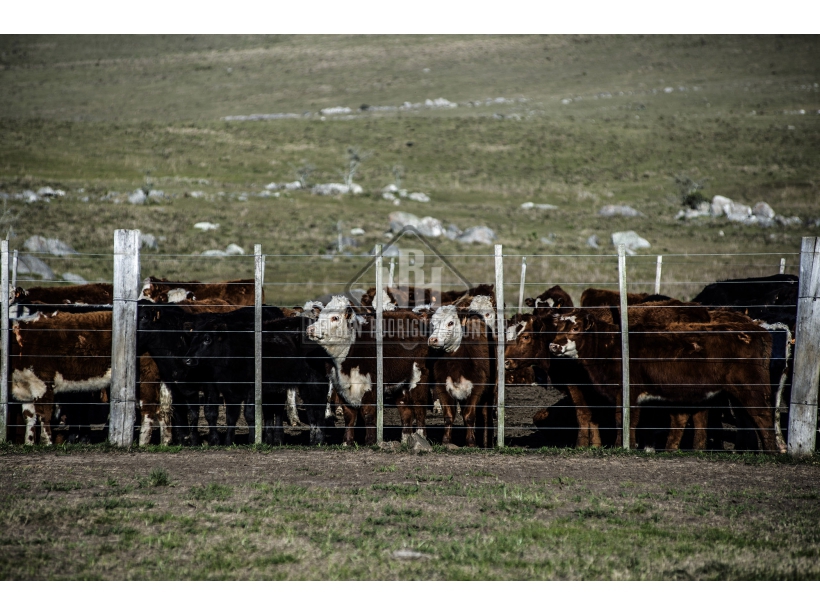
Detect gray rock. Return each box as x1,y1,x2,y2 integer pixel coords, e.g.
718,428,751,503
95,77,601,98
17,254,55,279
148,189,165,203
724,202,753,222
388,212,445,238
445,224,461,240
611,231,651,255
599,205,642,218
535,204,558,211
20,190,39,203
128,189,147,205
587,234,600,249
392,549,431,560
224,243,245,256
776,215,802,227
312,183,363,196
23,236,78,256
283,181,302,191
407,432,433,453
456,226,497,245
201,249,227,257
408,192,431,203
37,187,64,197
141,234,159,250
753,202,776,219
62,272,88,284
370,244,400,258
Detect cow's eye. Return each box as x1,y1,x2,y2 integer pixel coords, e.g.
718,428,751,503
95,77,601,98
203,334,212,345
447,321,454,327
331,316,339,322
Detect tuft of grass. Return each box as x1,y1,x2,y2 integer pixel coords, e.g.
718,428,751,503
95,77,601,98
42,480,82,492
148,468,170,487
189,483,233,502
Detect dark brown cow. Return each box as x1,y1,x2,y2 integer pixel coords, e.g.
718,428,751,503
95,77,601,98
141,276,259,306
10,311,166,445
428,305,495,447
14,283,114,306
550,308,782,452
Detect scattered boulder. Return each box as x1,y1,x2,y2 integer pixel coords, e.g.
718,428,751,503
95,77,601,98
62,272,88,284
408,192,430,203
753,202,776,219
128,189,147,205
445,224,461,241
312,183,363,196
23,236,78,256
225,244,245,255
148,189,165,203
188,191,206,199
540,236,555,245
520,202,534,210
535,204,558,211
611,231,650,255
194,222,219,231
20,190,39,203
388,212,445,237
17,254,54,280
599,205,643,218
201,249,228,257
724,202,753,222
775,215,802,227
350,228,365,236
456,226,497,245
587,234,600,249
36,187,65,198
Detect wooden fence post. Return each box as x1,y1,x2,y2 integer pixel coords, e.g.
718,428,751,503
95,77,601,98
254,244,265,445
11,249,18,290
787,237,820,456
110,230,140,447
618,244,631,450
654,255,663,295
0,241,8,443
375,244,384,444
494,245,506,447
780,258,786,275
388,257,395,289
517,257,527,314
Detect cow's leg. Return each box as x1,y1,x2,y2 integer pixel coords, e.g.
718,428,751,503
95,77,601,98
223,392,242,446
612,392,639,449
691,408,708,450
35,391,55,446
203,391,220,447
567,385,598,447
733,387,782,453
22,403,37,445
397,397,414,444
461,393,481,448
158,383,173,446
139,410,153,447
187,399,202,446
286,388,300,426
413,384,429,440
665,412,688,451
361,403,377,446
324,378,335,420
438,388,456,445
342,403,357,446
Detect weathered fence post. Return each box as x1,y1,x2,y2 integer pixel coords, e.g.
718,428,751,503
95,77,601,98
11,249,18,290
494,245,506,447
654,255,663,295
787,237,820,456
375,244,384,444
110,229,140,447
618,244,631,450
0,241,8,443
254,244,265,445
388,257,395,289
780,258,786,275
517,257,527,314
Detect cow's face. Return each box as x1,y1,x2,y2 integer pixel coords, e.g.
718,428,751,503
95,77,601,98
468,295,495,331
504,317,537,369
307,296,357,357
428,305,462,352
549,313,586,357
184,322,226,367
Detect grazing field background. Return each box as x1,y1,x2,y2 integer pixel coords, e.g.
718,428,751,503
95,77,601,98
0,35,818,304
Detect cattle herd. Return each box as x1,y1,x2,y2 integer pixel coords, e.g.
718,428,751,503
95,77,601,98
5,271,800,453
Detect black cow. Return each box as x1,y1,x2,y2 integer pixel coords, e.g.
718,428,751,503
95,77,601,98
182,309,330,445
692,273,798,328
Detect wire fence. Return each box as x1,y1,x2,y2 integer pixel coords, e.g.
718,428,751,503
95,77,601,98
1,230,818,454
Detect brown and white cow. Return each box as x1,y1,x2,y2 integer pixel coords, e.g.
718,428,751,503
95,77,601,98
141,276,259,306
428,304,495,447
10,310,168,446
306,295,429,445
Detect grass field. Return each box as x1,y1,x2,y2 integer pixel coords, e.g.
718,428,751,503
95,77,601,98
0,35,818,304
1,445,819,581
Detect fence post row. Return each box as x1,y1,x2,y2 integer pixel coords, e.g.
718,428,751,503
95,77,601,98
787,237,820,456
375,244,384,444
0,241,8,443
109,230,140,447
254,245,264,445
617,244,631,450
494,245,506,447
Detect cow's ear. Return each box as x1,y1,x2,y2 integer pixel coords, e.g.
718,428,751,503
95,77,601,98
554,297,564,308
524,297,535,307
345,306,356,320
583,313,595,330
460,316,468,327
